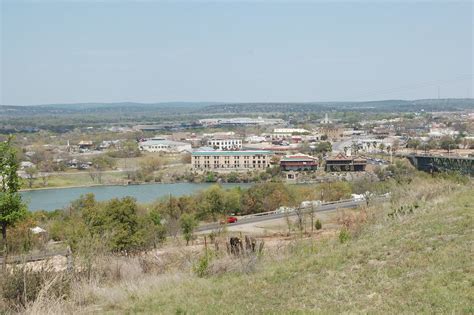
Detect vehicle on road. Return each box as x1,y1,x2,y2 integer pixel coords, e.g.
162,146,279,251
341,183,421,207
300,200,322,208
351,194,366,201
220,216,238,224
275,206,295,214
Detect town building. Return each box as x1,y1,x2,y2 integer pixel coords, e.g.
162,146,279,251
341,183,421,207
207,138,242,150
372,126,390,138
139,138,192,153
280,154,318,171
320,113,332,124
245,135,267,143
325,153,367,172
192,150,273,170
319,126,344,140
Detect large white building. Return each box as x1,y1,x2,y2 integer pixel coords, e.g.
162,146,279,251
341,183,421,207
139,138,192,153
199,117,285,127
192,150,273,170
272,128,311,140
207,138,242,150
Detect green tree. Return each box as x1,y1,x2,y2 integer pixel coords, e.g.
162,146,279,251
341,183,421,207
406,139,421,153
80,195,147,252
103,197,145,252
315,219,322,230
180,213,197,245
122,140,141,157
439,136,456,153
0,137,27,256
224,188,242,215
149,209,167,247
199,185,225,221
315,142,332,154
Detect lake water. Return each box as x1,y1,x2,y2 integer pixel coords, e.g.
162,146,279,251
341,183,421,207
21,183,252,211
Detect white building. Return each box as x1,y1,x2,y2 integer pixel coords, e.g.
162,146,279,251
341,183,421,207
428,128,459,139
245,135,267,143
320,113,332,124
139,138,192,153
272,128,310,140
273,128,310,134
199,117,285,127
207,138,242,150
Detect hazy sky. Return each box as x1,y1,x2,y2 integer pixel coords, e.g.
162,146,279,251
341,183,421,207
1,0,473,105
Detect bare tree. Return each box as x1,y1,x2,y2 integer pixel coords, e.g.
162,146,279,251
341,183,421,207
41,174,49,187
24,166,38,188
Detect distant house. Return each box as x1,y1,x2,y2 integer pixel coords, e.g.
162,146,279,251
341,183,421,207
280,154,318,171
372,127,390,139
325,153,367,172
78,141,94,151
139,138,192,153
98,140,120,150
67,159,92,169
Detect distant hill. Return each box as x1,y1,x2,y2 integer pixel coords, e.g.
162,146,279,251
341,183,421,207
0,102,218,117
198,99,474,114
1,99,472,118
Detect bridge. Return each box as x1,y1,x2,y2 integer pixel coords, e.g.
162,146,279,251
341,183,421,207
406,154,474,176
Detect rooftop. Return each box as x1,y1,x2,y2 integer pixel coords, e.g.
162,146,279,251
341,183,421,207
192,150,273,156
140,139,189,146
281,154,318,162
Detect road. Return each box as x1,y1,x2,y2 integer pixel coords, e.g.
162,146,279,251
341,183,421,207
196,198,369,233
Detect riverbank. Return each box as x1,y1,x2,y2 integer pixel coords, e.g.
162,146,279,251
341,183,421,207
20,166,275,191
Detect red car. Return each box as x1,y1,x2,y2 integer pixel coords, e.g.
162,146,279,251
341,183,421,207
220,216,238,224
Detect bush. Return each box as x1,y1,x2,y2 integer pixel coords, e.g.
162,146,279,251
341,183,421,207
205,172,217,183
315,219,322,230
194,252,212,277
338,228,351,244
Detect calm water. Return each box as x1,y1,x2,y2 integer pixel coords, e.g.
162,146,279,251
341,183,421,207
21,183,252,211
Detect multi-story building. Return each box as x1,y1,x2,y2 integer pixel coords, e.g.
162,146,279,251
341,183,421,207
192,150,273,170
207,138,242,150
280,154,319,171
325,153,367,172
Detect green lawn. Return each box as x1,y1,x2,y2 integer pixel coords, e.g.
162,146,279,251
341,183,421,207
105,187,473,314
22,171,127,189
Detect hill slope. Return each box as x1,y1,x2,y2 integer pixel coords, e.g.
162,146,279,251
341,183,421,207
106,186,473,314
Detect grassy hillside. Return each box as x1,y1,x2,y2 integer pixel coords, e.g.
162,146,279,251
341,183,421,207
12,177,472,314
82,181,472,314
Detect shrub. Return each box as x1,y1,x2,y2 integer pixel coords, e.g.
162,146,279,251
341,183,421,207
315,219,322,230
338,228,351,244
194,252,212,277
205,172,216,183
